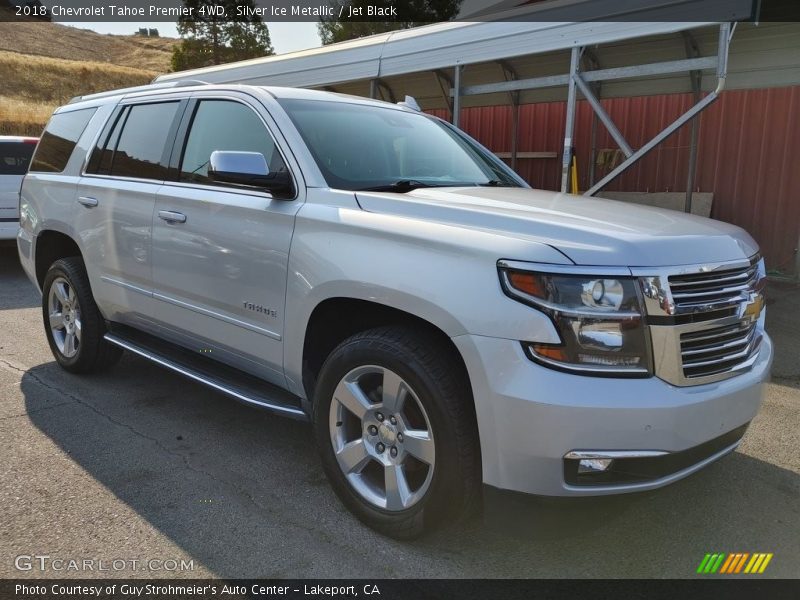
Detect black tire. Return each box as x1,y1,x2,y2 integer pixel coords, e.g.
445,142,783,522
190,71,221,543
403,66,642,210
41,257,122,374
312,325,481,539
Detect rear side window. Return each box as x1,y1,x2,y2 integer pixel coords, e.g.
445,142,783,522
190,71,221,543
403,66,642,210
109,102,180,180
86,101,180,181
0,141,36,175
29,108,96,173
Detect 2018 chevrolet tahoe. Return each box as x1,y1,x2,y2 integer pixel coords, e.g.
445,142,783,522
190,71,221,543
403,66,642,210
17,82,772,538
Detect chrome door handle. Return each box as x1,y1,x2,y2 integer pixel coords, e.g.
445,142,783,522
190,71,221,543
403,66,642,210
78,196,98,208
158,210,187,224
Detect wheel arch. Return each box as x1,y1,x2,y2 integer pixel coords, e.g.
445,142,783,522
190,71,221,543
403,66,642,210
35,229,83,289
299,296,473,408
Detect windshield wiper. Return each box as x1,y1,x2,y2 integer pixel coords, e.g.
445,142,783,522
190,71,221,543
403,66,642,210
357,180,439,193
478,180,514,187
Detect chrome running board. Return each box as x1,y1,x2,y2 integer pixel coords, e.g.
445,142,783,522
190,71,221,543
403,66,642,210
104,326,307,421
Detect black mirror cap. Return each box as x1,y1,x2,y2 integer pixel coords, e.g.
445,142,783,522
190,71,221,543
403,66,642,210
210,169,295,198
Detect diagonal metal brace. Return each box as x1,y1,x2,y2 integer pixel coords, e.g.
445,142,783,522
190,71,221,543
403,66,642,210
574,73,633,158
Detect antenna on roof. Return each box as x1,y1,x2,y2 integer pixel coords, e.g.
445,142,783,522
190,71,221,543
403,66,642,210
397,96,421,111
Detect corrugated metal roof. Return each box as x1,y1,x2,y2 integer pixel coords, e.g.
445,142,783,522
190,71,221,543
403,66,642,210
155,9,715,88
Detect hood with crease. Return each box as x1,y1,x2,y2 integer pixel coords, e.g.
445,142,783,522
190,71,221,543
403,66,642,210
355,186,758,267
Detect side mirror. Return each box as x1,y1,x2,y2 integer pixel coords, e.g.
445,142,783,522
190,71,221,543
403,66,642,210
208,150,294,198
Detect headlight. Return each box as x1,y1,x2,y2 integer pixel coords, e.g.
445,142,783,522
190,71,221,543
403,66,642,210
498,263,651,376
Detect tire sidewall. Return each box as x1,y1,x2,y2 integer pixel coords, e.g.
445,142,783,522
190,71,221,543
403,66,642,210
41,258,104,372
313,333,464,536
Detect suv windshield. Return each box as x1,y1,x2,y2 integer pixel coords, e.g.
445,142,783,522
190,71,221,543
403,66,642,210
277,98,522,192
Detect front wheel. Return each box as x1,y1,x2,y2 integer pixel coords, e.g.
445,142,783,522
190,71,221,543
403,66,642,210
41,257,122,373
312,326,481,538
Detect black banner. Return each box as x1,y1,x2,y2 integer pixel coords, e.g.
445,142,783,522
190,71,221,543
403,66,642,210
3,0,799,24
3,579,800,600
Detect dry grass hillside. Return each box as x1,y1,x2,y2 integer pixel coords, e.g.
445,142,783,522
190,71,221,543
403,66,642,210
0,18,176,135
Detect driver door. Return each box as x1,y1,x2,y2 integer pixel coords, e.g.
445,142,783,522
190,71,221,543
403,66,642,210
150,95,302,386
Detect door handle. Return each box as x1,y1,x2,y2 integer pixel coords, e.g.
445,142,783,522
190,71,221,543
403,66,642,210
158,210,187,224
78,196,98,208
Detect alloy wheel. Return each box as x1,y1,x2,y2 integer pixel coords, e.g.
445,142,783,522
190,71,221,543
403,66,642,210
328,365,436,511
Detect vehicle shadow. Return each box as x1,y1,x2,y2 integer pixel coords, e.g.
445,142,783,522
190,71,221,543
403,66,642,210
19,354,800,578
0,243,39,310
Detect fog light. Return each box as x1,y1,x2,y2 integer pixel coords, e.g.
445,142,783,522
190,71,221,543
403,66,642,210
577,458,614,473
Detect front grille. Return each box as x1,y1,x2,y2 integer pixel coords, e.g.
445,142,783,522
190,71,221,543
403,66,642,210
680,321,761,379
668,260,759,313
637,254,765,386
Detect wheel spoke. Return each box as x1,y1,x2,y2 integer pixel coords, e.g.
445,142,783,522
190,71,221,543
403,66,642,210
67,285,76,303
384,463,412,510
402,429,435,465
74,319,82,342
335,439,371,474
54,282,69,304
381,369,406,414
63,332,76,356
334,380,372,419
49,312,65,330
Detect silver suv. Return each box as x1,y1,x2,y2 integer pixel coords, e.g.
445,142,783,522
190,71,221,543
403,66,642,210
17,82,772,538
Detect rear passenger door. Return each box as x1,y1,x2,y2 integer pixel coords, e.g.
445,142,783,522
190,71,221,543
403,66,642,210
150,93,303,386
78,99,185,326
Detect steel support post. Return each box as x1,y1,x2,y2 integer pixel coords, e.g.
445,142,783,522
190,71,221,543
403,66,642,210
369,79,378,99
453,65,462,127
561,47,581,193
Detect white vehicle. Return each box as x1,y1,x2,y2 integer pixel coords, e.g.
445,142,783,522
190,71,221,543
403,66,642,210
17,83,772,538
0,136,37,240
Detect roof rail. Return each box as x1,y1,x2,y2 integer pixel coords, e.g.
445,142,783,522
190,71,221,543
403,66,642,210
67,79,210,105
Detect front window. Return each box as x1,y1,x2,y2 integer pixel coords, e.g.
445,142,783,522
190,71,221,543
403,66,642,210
277,98,522,192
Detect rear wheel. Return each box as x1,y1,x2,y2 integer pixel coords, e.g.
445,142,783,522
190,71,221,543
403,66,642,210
313,326,480,538
42,257,122,373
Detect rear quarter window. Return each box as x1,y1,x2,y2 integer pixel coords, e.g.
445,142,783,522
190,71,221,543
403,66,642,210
29,108,96,173
0,142,35,175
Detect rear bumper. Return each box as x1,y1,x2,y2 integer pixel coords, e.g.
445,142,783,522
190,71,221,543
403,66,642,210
453,332,772,497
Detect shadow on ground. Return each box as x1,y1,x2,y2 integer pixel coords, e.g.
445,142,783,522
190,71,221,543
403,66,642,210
19,352,800,578
0,243,38,310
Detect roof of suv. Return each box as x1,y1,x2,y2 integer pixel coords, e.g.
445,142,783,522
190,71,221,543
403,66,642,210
64,81,416,114
0,136,39,142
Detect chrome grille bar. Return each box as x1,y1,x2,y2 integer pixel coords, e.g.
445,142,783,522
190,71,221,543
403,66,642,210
637,254,765,386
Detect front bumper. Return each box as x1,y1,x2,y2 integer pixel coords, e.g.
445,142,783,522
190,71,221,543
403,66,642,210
452,332,772,496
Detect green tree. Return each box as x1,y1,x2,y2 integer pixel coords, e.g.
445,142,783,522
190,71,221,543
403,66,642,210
172,0,274,71
318,0,462,44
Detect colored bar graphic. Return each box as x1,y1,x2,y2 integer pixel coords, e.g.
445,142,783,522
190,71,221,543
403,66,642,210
758,554,773,573
710,554,726,573
734,553,749,573
697,554,712,574
720,554,736,574
697,552,772,575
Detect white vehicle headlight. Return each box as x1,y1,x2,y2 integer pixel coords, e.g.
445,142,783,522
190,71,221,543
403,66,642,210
498,266,652,376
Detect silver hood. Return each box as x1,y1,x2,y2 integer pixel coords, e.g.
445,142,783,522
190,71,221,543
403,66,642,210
355,186,758,267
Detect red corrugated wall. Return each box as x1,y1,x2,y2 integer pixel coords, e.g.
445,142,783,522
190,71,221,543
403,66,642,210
430,86,800,275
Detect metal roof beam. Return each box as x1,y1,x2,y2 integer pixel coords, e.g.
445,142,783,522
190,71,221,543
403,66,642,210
456,55,718,97
585,22,732,196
